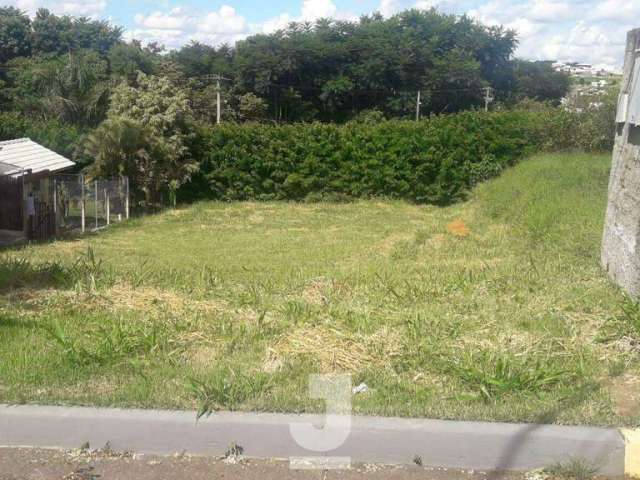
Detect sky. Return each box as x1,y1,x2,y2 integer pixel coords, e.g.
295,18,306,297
5,0,639,70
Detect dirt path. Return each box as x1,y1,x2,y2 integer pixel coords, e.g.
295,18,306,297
0,447,525,480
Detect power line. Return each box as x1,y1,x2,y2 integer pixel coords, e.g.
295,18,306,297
187,73,489,97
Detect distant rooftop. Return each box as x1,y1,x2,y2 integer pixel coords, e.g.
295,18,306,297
0,138,75,176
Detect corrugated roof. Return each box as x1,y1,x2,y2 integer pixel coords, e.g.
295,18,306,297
0,138,75,176
0,160,22,176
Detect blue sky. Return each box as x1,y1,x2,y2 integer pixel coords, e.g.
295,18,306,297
6,0,638,69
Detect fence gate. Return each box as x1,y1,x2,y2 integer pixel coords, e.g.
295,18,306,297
29,200,55,241
0,175,23,231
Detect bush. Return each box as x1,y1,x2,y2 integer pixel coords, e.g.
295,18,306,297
190,110,555,205
0,111,83,160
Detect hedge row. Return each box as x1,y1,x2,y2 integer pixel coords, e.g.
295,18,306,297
0,105,614,205
189,110,554,204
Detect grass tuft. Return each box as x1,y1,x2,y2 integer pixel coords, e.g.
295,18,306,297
544,457,599,480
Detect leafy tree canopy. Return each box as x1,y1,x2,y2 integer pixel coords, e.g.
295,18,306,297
0,5,570,125
0,6,30,62
85,72,198,203
511,60,571,104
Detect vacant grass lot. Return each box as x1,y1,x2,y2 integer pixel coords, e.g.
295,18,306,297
2,152,639,426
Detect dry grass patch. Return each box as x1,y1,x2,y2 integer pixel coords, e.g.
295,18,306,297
301,279,329,305
267,325,404,373
455,330,544,353
2,284,230,322
185,344,221,370
376,233,414,256
82,284,227,317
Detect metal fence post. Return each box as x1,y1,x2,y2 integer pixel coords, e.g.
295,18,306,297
80,175,85,234
94,180,98,230
52,177,57,236
105,188,110,226
125,177,130,220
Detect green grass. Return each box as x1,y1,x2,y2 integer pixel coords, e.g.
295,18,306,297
1,152,639,426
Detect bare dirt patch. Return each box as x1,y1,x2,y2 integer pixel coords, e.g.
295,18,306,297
609,373,640,417
0,447,525,480
446,219,471,238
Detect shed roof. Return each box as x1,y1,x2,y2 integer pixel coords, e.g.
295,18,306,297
0,138,75,176
0,160,21,176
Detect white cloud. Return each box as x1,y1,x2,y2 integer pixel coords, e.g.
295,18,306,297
379,0,400,17
129,5,250,49
535,21,628,70
466,0,628,70
134,8,188,30
7,0,106,18
259,13,294,34
129,0,355,48
301,0,338,21
199,5,247,34
259,0,356,35
528,0,572,23
588,0,640,22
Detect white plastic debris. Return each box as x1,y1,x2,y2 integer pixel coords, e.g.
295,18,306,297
352,382,369,394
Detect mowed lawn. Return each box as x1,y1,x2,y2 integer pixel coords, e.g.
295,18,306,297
2,152,639,426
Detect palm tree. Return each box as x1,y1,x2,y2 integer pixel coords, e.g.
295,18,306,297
82,118,158,204
38,50,111,126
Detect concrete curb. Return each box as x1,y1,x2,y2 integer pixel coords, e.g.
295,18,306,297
0,405,628,475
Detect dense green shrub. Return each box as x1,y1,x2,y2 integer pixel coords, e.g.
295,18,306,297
189,110,549,204
509,93,616,153
0,111,83,160
543,105,616,153
183,105,615,204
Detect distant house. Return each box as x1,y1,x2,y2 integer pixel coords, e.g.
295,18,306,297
0,138,75,242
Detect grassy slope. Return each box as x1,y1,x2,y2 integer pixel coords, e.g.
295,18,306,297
1,152,638,426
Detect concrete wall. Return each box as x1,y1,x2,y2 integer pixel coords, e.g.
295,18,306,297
602,28,640,296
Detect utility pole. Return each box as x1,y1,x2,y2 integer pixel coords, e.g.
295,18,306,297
415,90,421,121
483,86,494,112
202,74,231,124
216,77,221,125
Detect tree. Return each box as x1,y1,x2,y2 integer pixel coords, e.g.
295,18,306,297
87,72,198,204
6,50,110,126
170,41,233,78
31,8,121,55
233,9,517,121
512,60,570,104
0,7,31,63
238,93,267,120
108,41,156,81
83,118,157,197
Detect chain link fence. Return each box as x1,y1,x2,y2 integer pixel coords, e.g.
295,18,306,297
54,174,129,234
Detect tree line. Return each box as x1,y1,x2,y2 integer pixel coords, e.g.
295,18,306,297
0,5,572,204
0,6,570,126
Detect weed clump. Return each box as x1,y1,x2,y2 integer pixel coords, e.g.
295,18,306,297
444,350,571,402
188,368,271,419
